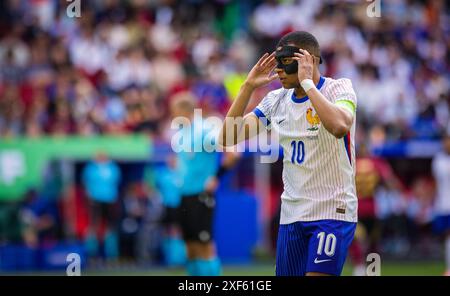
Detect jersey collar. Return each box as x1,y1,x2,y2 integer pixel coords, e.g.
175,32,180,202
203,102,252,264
291,76,325,103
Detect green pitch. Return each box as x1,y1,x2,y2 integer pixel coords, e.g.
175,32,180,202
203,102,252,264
83,261,445,276
3,261,444,276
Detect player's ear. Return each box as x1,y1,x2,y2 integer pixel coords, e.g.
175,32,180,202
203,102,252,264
313,56,320,66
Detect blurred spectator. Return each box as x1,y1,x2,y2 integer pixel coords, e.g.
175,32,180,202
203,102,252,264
0,0,446,145
375,185,410,258
82,151,122,262
20,189,62,248
431,130,450,275
120,181,163,265
349,142,404,275
0,201,23,244
151,155,187,267
405,177,436,258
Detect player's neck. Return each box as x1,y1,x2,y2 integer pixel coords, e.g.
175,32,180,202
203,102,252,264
294,71,321,98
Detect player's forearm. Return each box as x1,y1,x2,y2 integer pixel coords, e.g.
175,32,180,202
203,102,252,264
226,82,256,117
306,88,353,138
219,82,255,146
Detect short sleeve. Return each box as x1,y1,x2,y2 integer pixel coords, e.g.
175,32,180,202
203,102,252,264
252,90,278,130
328,78,357,116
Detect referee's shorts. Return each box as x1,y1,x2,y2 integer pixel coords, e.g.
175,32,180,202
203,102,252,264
179,192,216,243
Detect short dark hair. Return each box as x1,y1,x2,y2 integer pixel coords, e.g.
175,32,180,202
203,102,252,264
277,31,321,60
170,91,196,114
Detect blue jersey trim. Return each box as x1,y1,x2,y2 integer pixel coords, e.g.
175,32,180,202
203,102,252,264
343,132,352,165
291,76,326,103
253,108,271,126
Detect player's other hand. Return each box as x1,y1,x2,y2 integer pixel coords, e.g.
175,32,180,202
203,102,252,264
244,52,278,89
205,176,219,194
293,49,314,82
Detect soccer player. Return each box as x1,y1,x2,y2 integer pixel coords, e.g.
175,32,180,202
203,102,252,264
170,91,239,276
431,129,450,276
219,31,358,276
82,152,122,263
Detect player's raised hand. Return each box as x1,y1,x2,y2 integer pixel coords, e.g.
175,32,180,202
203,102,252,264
293,49,314,82
245,52,278,89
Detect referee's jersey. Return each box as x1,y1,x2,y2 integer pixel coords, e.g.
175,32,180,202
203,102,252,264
174,116,220,196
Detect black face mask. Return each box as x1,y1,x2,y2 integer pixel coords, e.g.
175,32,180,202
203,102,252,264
275,45,322,75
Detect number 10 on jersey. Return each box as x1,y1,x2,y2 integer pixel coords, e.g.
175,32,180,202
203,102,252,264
290,140,305,164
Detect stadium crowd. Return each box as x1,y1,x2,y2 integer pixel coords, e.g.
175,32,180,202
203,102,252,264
0,0,449,267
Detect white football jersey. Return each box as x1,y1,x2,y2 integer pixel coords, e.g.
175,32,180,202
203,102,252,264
253,76,358,224
432,152,450,215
